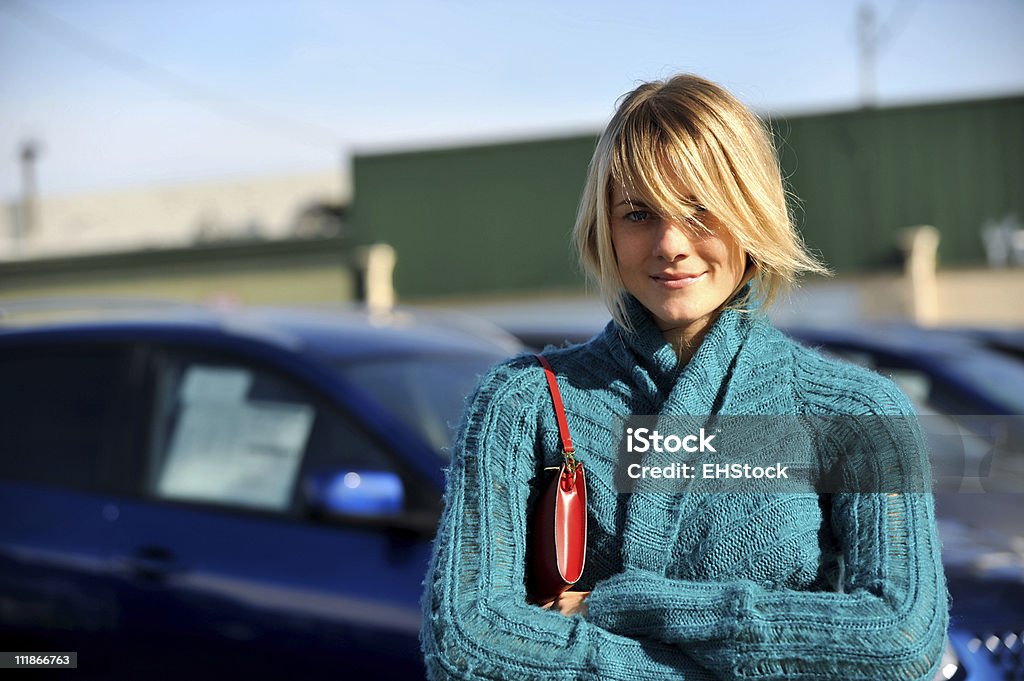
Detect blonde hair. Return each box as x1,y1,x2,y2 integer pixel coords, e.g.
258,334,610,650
573,74,828,329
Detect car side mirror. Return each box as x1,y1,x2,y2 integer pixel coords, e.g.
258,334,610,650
304,469,405,518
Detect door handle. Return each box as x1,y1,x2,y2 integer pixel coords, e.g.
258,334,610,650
117,545,184,582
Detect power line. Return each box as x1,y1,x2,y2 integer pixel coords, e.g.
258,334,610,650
1,0,347,151
875,0,920,50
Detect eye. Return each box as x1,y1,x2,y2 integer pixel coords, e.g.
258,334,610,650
624,210,655,223
684,203,709,228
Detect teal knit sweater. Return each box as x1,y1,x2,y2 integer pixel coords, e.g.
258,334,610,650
420,299,949,680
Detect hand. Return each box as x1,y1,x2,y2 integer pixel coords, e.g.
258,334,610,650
540,590,590,617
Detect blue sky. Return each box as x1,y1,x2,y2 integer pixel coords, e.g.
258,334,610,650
1,0,1022,200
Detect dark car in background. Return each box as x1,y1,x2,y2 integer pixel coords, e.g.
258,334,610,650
0,300,522,680
783,324,1024,681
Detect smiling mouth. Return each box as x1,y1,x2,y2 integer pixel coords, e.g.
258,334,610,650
651,272,706,288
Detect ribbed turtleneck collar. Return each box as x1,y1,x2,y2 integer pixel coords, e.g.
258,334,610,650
603,294,757,416
607,293,773,572
595,291,797,572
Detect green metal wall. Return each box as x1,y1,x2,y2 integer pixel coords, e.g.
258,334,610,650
352,96,1023,299
776,96,1024,271
352,135,597,298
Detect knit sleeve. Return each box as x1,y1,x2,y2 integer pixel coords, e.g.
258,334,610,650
585,380,949,680
420,359,717,680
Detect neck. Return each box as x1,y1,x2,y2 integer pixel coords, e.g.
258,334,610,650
658,313,717,364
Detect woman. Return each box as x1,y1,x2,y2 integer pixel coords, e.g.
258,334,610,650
420,74,948,680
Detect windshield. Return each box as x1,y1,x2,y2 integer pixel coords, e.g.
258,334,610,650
335,354,507,459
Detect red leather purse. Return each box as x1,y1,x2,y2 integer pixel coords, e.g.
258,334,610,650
527,354,587,605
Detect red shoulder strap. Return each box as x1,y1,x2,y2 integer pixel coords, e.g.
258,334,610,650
534,354,575,456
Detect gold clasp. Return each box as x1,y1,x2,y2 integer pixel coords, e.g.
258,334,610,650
563,448,578,473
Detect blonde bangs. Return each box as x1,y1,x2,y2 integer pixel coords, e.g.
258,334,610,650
610,104,718,234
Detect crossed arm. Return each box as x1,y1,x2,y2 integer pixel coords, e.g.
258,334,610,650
420,363,948,680
420,362,716,680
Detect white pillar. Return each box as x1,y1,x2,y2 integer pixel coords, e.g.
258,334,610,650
354,243,396,313
900,225,940,325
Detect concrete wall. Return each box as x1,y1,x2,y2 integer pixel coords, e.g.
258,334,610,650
0,236,355,306
771,269,1024,327
1,170,349,261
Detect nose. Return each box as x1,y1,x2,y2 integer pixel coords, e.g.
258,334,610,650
651,218,694,261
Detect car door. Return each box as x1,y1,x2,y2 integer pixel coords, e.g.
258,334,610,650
108,342,437,681
0,339,147,675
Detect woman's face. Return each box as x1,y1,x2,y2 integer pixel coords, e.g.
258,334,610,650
610,183,747,336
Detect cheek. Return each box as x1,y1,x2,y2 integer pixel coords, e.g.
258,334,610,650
729,242,748,279
611,231,639,271
706,235,745,281
621,227,656,255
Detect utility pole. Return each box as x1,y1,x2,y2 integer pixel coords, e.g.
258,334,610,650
857,2,878,107
17,139,41,250
856,0,918,108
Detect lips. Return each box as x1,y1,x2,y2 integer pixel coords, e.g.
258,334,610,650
651,271,706,288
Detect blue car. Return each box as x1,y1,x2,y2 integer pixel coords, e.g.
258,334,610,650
0,300,521,680
780,324,1024,681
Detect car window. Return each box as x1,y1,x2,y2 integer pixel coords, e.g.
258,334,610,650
812,347,973,414
336,354,503,459
146,348,400,514
0,342,137,491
